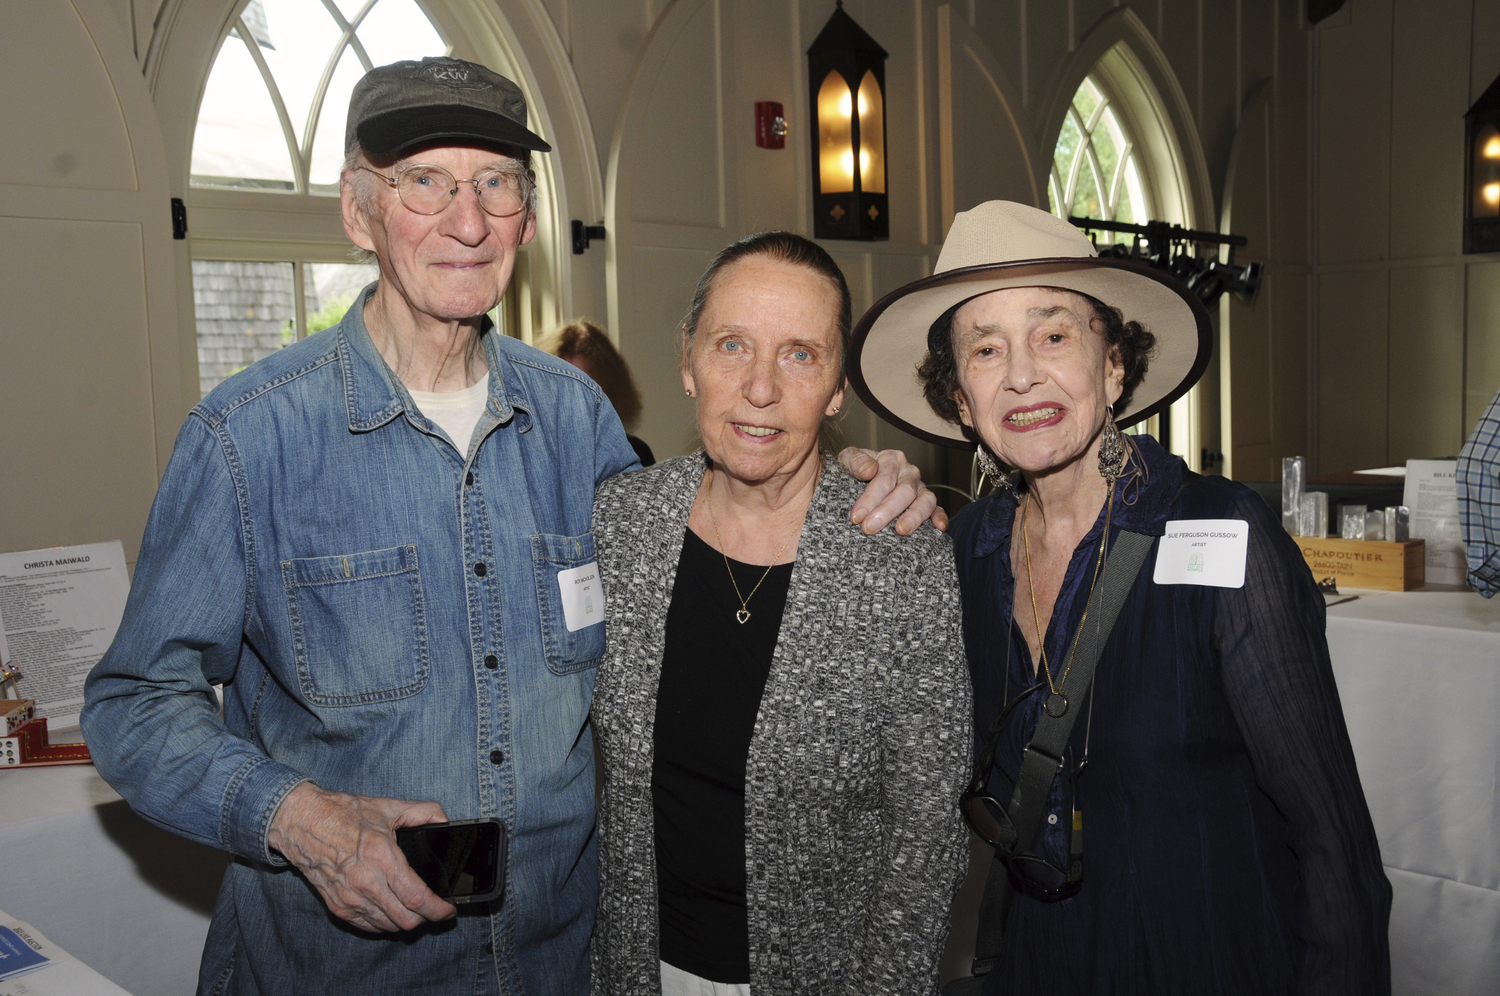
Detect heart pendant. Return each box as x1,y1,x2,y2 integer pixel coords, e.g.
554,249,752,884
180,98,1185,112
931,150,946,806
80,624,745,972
735,608,750,624
1044,692,1069,718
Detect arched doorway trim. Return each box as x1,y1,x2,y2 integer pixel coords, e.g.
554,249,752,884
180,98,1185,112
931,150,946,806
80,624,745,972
1036,8,1215,468
1037,7,1214,230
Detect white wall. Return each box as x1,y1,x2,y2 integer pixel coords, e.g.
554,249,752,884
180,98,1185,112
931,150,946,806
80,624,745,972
0,0,188,564
1311,0,1500,474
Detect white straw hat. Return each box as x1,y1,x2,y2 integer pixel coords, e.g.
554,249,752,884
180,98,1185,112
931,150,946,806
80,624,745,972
848,200,1213,447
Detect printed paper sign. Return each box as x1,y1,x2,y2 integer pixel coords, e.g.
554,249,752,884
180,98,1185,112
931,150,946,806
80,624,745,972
1152,520,1249,588
1404,459,1464,586
557,562,603,632
0,541,130,729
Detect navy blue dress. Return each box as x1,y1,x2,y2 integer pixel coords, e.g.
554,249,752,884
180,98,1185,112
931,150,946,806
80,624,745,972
951,437,1391,995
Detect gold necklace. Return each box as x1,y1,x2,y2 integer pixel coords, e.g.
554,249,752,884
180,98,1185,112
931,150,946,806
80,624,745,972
1020,482,1116,718
704,468,804,624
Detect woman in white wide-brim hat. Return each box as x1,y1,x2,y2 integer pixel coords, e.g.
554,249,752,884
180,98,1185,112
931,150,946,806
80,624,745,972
850,201,1391,995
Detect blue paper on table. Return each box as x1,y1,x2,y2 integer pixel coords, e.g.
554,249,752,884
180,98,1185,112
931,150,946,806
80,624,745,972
0,925,50,980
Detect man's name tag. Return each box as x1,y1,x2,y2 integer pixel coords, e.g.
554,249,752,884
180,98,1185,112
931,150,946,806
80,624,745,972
1153,519,1249,588
557,562,604,631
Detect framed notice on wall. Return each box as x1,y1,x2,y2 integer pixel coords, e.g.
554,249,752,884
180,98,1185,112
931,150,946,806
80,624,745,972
0,542,129,730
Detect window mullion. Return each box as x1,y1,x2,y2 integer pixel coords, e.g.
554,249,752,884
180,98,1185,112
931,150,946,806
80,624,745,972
303,1,380,172
322,0,379,71
302,41,351,167
1085,96,1111,136
1082,138,1108,220
1108,142,1134,219
293,262,309,340
236,18,307,193
1063,108,1087,215
348,35,374,73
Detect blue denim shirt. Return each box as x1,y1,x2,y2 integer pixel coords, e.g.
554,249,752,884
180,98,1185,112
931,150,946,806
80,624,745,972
81,286,638,996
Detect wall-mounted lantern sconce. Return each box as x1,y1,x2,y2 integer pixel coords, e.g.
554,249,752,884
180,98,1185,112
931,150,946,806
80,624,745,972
807,1,888,240
1465,73,1500,254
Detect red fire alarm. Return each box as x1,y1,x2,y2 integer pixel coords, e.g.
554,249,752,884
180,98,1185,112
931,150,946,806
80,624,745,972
755,101,788,149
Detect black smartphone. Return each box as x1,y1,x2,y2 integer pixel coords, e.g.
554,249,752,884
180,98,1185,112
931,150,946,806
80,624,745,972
395,818,507,905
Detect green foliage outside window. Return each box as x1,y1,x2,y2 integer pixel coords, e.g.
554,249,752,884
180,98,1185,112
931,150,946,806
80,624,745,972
307,294,356,334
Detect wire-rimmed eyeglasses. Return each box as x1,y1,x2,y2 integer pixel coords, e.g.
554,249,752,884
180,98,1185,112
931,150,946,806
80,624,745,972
359,164,528,218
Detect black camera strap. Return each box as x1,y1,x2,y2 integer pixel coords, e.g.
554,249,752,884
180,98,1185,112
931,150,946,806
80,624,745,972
968,526,1155,977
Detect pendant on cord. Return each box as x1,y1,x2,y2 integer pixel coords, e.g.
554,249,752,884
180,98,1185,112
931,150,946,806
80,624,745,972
1044,692,1069,718
735,608,750,625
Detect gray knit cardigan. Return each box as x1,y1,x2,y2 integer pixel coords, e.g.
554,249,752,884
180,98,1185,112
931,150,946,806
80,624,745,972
589,454,972,995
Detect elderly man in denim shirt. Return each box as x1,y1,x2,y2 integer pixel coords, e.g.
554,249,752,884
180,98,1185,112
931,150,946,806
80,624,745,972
81,59,936,996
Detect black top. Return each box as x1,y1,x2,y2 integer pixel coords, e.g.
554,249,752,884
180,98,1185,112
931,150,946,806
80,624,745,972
652,527,793,984
627,434,656,467
951,435,1391,995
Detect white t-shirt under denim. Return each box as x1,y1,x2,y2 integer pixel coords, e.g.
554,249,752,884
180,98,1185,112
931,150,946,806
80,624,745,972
409,378,490,454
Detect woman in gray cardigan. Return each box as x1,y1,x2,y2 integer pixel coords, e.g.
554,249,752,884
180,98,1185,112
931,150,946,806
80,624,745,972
590,232,972,996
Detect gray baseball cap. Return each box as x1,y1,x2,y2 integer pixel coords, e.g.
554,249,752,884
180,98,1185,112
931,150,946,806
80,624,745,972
346,57,552,156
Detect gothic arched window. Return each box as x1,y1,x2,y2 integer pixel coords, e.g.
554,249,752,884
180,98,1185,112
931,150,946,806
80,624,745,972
1048,74,1151,242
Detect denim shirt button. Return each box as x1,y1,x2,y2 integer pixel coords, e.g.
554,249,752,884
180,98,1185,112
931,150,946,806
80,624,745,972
490,748,504,765
474,562,487,577
465,471,474,487
484,653,498,670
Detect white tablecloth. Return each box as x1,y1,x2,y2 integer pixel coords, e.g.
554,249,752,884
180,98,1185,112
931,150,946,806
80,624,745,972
0,764,224,996
1326,588,1500,996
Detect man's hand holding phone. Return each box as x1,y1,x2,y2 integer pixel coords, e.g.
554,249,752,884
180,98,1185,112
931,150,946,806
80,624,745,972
267,782,457,933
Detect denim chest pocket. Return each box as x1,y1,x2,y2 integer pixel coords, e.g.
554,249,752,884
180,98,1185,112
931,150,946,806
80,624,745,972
281,545,430,706
531,532,605,675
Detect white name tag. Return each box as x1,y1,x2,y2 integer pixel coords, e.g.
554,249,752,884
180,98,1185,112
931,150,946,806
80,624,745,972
1152,519,1249,588
557,562,604,631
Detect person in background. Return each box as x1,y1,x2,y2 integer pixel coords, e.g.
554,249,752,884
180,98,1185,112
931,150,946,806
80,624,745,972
1458,386,1500,595
80,57,940,996
590,232,972,995
851,200,1391,995
539,318,655,465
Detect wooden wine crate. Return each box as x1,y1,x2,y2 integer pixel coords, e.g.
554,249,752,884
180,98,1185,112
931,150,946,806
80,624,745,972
1294,536,1425,591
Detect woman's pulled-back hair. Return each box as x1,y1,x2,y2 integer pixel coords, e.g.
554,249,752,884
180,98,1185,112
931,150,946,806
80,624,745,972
917,288,1157,430
537,319,644,428
680,231,853,378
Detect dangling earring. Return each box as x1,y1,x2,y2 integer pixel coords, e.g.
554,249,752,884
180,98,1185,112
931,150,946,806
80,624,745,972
976,446,1016,497
976,447,1000,479
1098,405,1126,484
